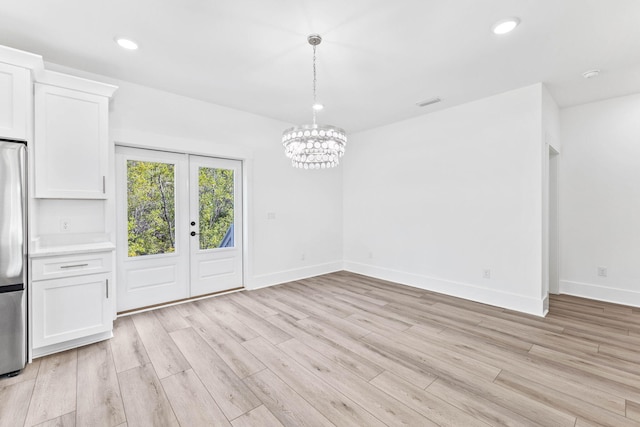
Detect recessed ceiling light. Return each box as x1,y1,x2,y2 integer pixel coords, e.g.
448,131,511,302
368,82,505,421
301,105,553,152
492,18,520,35
582,69,600,79
115,37,138,50
312,103,324,111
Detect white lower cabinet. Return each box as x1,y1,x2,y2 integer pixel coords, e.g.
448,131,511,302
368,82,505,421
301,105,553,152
31,253,113,357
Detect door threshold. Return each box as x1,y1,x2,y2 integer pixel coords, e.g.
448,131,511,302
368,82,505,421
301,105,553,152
117,286,245,317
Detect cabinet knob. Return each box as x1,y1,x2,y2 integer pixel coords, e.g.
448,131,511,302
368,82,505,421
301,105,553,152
190,221,196,226
190,231,197,236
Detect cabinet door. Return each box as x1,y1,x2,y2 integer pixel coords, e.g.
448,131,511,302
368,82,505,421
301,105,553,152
32,273,112,348
0,62,29,141
34,84,108,199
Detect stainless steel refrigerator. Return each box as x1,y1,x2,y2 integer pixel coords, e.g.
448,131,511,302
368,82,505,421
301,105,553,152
0,140,27,376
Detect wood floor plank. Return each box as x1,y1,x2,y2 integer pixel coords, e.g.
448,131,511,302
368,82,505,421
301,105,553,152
243,368,334,427
528,344,640,387
265,313,385,381
478,318,599,355
33,411,75,427
194,299,260,342
277,314,437,388
153,305,190,332
243,337,386,427
415,327,627,415
271,287,353,320
278,338,435,426
131,311,190,379
249,288,310,320
221,298,293,345
184,308,265,378
495,370,636,427
227,291,278,318
0,379,34,427
627,400,640,422
599,343,640,364
231,405,285,427
169,327,261,420
370,371,490,427
161,369,232,427
76,341,126,427
118,363,178,427
109,316,151,373
360,332,500,383
426,378,542,427
24,350,77,427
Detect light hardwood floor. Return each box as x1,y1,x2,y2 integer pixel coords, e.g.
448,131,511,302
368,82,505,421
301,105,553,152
2,271,640,426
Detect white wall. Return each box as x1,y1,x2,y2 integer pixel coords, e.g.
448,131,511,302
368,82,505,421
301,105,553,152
343,84,547,315
559,93,640,306
39,64,344,289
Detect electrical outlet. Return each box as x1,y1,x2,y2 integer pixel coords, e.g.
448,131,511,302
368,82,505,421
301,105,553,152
368,252,374,259
267,212,276,220
483,269,491,279
60,218,71,232
597,266,607,277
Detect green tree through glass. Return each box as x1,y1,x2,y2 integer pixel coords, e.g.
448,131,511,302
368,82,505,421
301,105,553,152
127,160,176,257
199,167,234,249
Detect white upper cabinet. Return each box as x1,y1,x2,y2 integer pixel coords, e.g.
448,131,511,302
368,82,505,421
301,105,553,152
34,74,116,199
0,62,29,141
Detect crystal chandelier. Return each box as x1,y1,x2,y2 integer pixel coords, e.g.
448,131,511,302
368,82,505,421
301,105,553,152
282,34,347,169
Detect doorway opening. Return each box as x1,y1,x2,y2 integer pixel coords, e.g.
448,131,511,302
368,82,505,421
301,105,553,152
549,146,560,295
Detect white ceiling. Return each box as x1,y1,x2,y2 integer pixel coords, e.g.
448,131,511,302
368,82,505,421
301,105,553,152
1,0,639,132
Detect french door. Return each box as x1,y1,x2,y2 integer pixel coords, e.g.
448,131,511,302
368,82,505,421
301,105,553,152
115,147,243,312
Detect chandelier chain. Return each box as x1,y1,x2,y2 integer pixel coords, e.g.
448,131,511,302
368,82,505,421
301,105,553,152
312,44,317,125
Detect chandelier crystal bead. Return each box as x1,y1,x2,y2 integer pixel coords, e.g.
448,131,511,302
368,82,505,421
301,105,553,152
282,34,346,169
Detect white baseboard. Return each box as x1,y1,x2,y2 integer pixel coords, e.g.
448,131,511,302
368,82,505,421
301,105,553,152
559,280,640,308
246,261,343,291
344,261,546,317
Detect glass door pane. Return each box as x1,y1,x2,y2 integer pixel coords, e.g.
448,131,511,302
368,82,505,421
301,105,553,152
198,167,234,250
127,160,176,257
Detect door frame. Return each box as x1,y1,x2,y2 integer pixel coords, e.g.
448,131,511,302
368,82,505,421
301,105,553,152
110,133,252,313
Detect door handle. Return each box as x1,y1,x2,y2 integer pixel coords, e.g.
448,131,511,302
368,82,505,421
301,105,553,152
106,279,109,299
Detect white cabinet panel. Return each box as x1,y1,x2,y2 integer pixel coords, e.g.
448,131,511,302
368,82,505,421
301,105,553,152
32,272,112,348
0,62,29,141
34,84,108,199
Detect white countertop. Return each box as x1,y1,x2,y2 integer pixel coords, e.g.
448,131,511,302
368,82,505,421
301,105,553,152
30,233,116,258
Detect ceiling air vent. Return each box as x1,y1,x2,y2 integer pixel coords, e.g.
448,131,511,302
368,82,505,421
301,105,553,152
416,97,442,107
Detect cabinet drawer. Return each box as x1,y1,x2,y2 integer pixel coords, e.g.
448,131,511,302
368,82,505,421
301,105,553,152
32,252,111,281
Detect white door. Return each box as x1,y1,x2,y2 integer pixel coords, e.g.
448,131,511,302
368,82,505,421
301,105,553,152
189,156,243,296
116,147,190,311
116,147,243,312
